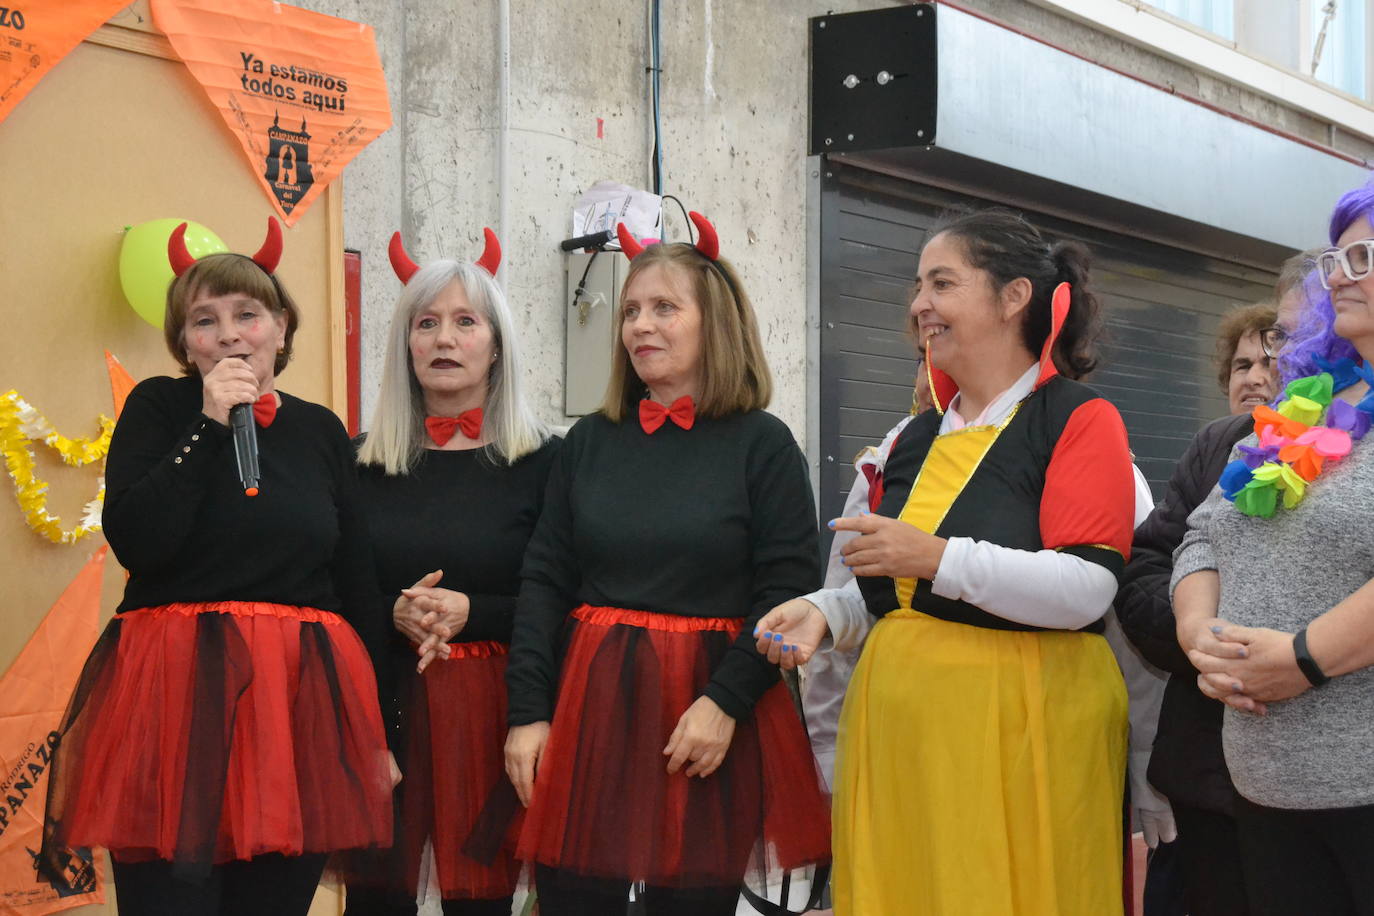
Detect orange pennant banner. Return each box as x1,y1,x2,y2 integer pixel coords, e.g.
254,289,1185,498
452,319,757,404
0,0,131,126
0,549,106,915
103,351,135,421
151,0,392,226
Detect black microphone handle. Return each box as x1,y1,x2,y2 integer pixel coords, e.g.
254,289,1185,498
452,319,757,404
558,229,617,252
229,402,261,496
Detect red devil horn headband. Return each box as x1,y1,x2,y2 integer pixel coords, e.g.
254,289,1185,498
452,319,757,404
476,227,501,276
616,222,645,259
389,228,503,284
168,217,282,278
388,232,420,284
688,211,719,260
167,223,197,277
617,210,720,262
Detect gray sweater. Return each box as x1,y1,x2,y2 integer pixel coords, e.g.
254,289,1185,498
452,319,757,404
1172,433,1374,810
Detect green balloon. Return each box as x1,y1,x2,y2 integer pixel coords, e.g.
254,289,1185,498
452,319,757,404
119,218,227,328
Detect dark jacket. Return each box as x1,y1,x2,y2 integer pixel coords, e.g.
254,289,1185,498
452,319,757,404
1115,411,1252,815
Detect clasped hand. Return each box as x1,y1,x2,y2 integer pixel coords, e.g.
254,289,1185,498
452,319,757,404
392,569,471,673
1183,619,1311,715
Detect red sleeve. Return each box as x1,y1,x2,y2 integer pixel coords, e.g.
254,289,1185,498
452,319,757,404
1039,398,1135,560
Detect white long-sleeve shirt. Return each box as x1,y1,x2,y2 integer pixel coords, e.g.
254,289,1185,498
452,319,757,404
810,365,1126,647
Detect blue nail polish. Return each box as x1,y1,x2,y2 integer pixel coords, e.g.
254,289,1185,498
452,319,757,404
1239,648,1248,658
784,644,793,652
1232,682,1243,692
773,633,783,642
1211,625,1223,634
827,520,836,529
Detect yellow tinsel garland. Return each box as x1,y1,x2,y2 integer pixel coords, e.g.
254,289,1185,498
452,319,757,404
0,390,114,545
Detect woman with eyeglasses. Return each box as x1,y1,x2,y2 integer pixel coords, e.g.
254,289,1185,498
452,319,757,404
1175,184,1374,916
1217,305,1281,416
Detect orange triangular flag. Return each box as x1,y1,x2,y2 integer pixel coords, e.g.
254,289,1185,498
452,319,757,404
103,351,135,420
0,549,107,914
150,0,392,226
0,0,131,126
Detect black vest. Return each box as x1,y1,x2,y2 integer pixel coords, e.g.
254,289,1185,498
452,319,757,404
858,376,1122,634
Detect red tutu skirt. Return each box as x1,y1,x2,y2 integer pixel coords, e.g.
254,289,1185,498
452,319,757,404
516,605,831,887
398,641,522,900
43,602,393,867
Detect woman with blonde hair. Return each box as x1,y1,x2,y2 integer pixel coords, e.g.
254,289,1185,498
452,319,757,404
345,229,558,916
504,212,830,914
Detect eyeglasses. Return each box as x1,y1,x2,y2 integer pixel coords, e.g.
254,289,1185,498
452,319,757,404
1317,239,1374,289
1259,326,1288,360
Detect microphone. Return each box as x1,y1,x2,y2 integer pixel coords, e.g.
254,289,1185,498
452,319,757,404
229,403,261,497
558,229,616,252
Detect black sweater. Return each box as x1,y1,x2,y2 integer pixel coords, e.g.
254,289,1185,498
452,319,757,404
103,376,391,668
506,410,821,726
1114,411,1252,814
355,438,561,647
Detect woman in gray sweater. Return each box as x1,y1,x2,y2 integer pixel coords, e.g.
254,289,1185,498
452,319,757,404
1174,183,1374,916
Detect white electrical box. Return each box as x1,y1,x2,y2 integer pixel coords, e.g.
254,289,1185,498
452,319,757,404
563,251,625,416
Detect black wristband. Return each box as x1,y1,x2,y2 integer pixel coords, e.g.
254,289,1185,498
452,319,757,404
1293,627,1329,688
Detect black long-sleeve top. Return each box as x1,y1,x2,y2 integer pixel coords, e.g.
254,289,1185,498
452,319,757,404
1113,410,1251,814
355,438,561,646
506,410,821,726
1115,412,1251,674
102,375,391,670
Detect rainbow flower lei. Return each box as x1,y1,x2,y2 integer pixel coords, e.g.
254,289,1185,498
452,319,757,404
1220,362,1374,518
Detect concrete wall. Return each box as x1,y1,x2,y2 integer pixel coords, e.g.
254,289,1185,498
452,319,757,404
297,0,1371,444
297,0,893,441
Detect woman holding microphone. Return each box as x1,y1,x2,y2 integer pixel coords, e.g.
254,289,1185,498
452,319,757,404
43,220,397,916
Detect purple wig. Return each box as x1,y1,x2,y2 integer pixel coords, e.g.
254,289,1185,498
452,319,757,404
1276,181,1374,388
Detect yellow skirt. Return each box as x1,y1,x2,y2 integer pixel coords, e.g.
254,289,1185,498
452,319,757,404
832,609,1127,916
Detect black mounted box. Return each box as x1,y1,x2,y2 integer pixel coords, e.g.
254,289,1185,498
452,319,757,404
809,3,938,156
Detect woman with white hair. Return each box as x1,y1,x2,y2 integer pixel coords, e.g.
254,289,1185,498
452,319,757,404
345,229,558,916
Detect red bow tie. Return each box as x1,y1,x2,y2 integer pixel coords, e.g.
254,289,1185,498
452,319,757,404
253,392,278,428
425,408,483,446
638,396,695,434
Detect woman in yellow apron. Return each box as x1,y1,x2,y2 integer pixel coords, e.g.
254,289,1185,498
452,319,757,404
756,209,1136,915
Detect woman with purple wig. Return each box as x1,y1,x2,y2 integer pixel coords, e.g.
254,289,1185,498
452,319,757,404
1174,181,1374,916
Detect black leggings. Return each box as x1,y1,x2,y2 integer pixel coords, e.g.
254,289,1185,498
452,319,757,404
1237,797,1374,916
343,885,514,915
111,853,326,916
534,866,738,916
1171,802,1251,916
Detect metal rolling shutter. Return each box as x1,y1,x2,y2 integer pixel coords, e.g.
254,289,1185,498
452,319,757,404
818,164,1279,539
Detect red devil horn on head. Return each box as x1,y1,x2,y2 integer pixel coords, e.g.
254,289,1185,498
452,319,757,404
476,227,501,276
251,217,283,274
388,231,420,284
689,211,719,261
168,222,196,277
616,222,645,260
